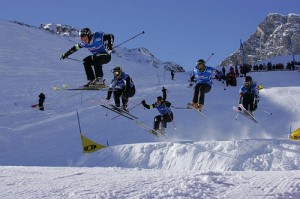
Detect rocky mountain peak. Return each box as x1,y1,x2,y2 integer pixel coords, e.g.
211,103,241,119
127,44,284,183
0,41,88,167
221,13,300,66
39,23,79,37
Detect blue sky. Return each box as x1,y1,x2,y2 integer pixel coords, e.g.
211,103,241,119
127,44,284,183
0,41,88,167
1,0,300,69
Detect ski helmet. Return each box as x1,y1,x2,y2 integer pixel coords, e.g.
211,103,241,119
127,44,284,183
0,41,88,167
196,59,206,65
79,28,91,37
244,76,252,86
245,76,252,82
156,96,163,101
112,66,122,77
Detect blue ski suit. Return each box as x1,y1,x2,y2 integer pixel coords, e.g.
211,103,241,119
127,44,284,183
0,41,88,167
106,72,135,108
191,65,213,105
239,82,259,111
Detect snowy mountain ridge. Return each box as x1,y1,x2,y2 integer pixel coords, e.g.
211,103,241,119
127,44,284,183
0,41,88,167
221,13,300,66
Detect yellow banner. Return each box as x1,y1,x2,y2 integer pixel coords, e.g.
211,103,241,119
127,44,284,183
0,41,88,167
81,134,106,153
258,85,264,90
289,128,300,140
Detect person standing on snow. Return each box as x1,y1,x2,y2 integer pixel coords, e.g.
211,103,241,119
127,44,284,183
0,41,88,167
190,59,214,112
106,67,135,111
141,87,173,133
38,93,45,111
60,28,114,87
238,76,260,114
171,69,175,80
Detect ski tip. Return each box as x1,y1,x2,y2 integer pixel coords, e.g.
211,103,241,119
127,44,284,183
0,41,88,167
53,86,60,90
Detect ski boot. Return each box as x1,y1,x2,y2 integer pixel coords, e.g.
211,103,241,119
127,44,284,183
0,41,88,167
150,129,158,136
84,80,93,87
158,129,166,135
92,77,105,86
188,102,200,109
122,104,129,112
198,104,203,112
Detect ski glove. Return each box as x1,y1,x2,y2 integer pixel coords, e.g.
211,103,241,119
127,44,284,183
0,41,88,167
60,53,68,60
104,43,113,55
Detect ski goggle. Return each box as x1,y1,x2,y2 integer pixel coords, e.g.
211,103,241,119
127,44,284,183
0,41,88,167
197,62,205,67
244,81,251,86
79,32,88,37
113,71,120,76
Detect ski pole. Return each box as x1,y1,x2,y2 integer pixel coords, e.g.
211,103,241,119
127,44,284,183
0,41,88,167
103,99,109,116
169,114,176,129
257,108,272,115
164,110,176,130
113,31,145,49
66,57,83,62
128,99,145,110
128,98,141,106
205,53,214,63
90,98,109,116
235,112,239,120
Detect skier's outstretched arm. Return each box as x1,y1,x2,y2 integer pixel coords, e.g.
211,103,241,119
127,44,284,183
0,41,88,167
60,44,81,60
142,100,154,109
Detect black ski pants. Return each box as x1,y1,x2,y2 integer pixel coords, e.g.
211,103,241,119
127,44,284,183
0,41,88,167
192,83,211,105
153,112,173,130
242,93,256,111
83,53,111,81
113,87,136,107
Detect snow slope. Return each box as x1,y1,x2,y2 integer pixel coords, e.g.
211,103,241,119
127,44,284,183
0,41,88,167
1,20,300,198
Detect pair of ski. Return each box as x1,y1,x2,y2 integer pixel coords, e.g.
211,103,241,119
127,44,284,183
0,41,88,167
233,104,258,123
53,83,109,91
100,103,166,138
100,104,138,120
172,103,206,119
135,121,167,138
68,84,109,91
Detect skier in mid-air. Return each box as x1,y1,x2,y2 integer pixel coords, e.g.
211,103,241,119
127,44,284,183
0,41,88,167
106,67,135,111
190,59,214,112
60,28,114,87
238,76,260,115
141,87,173,134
